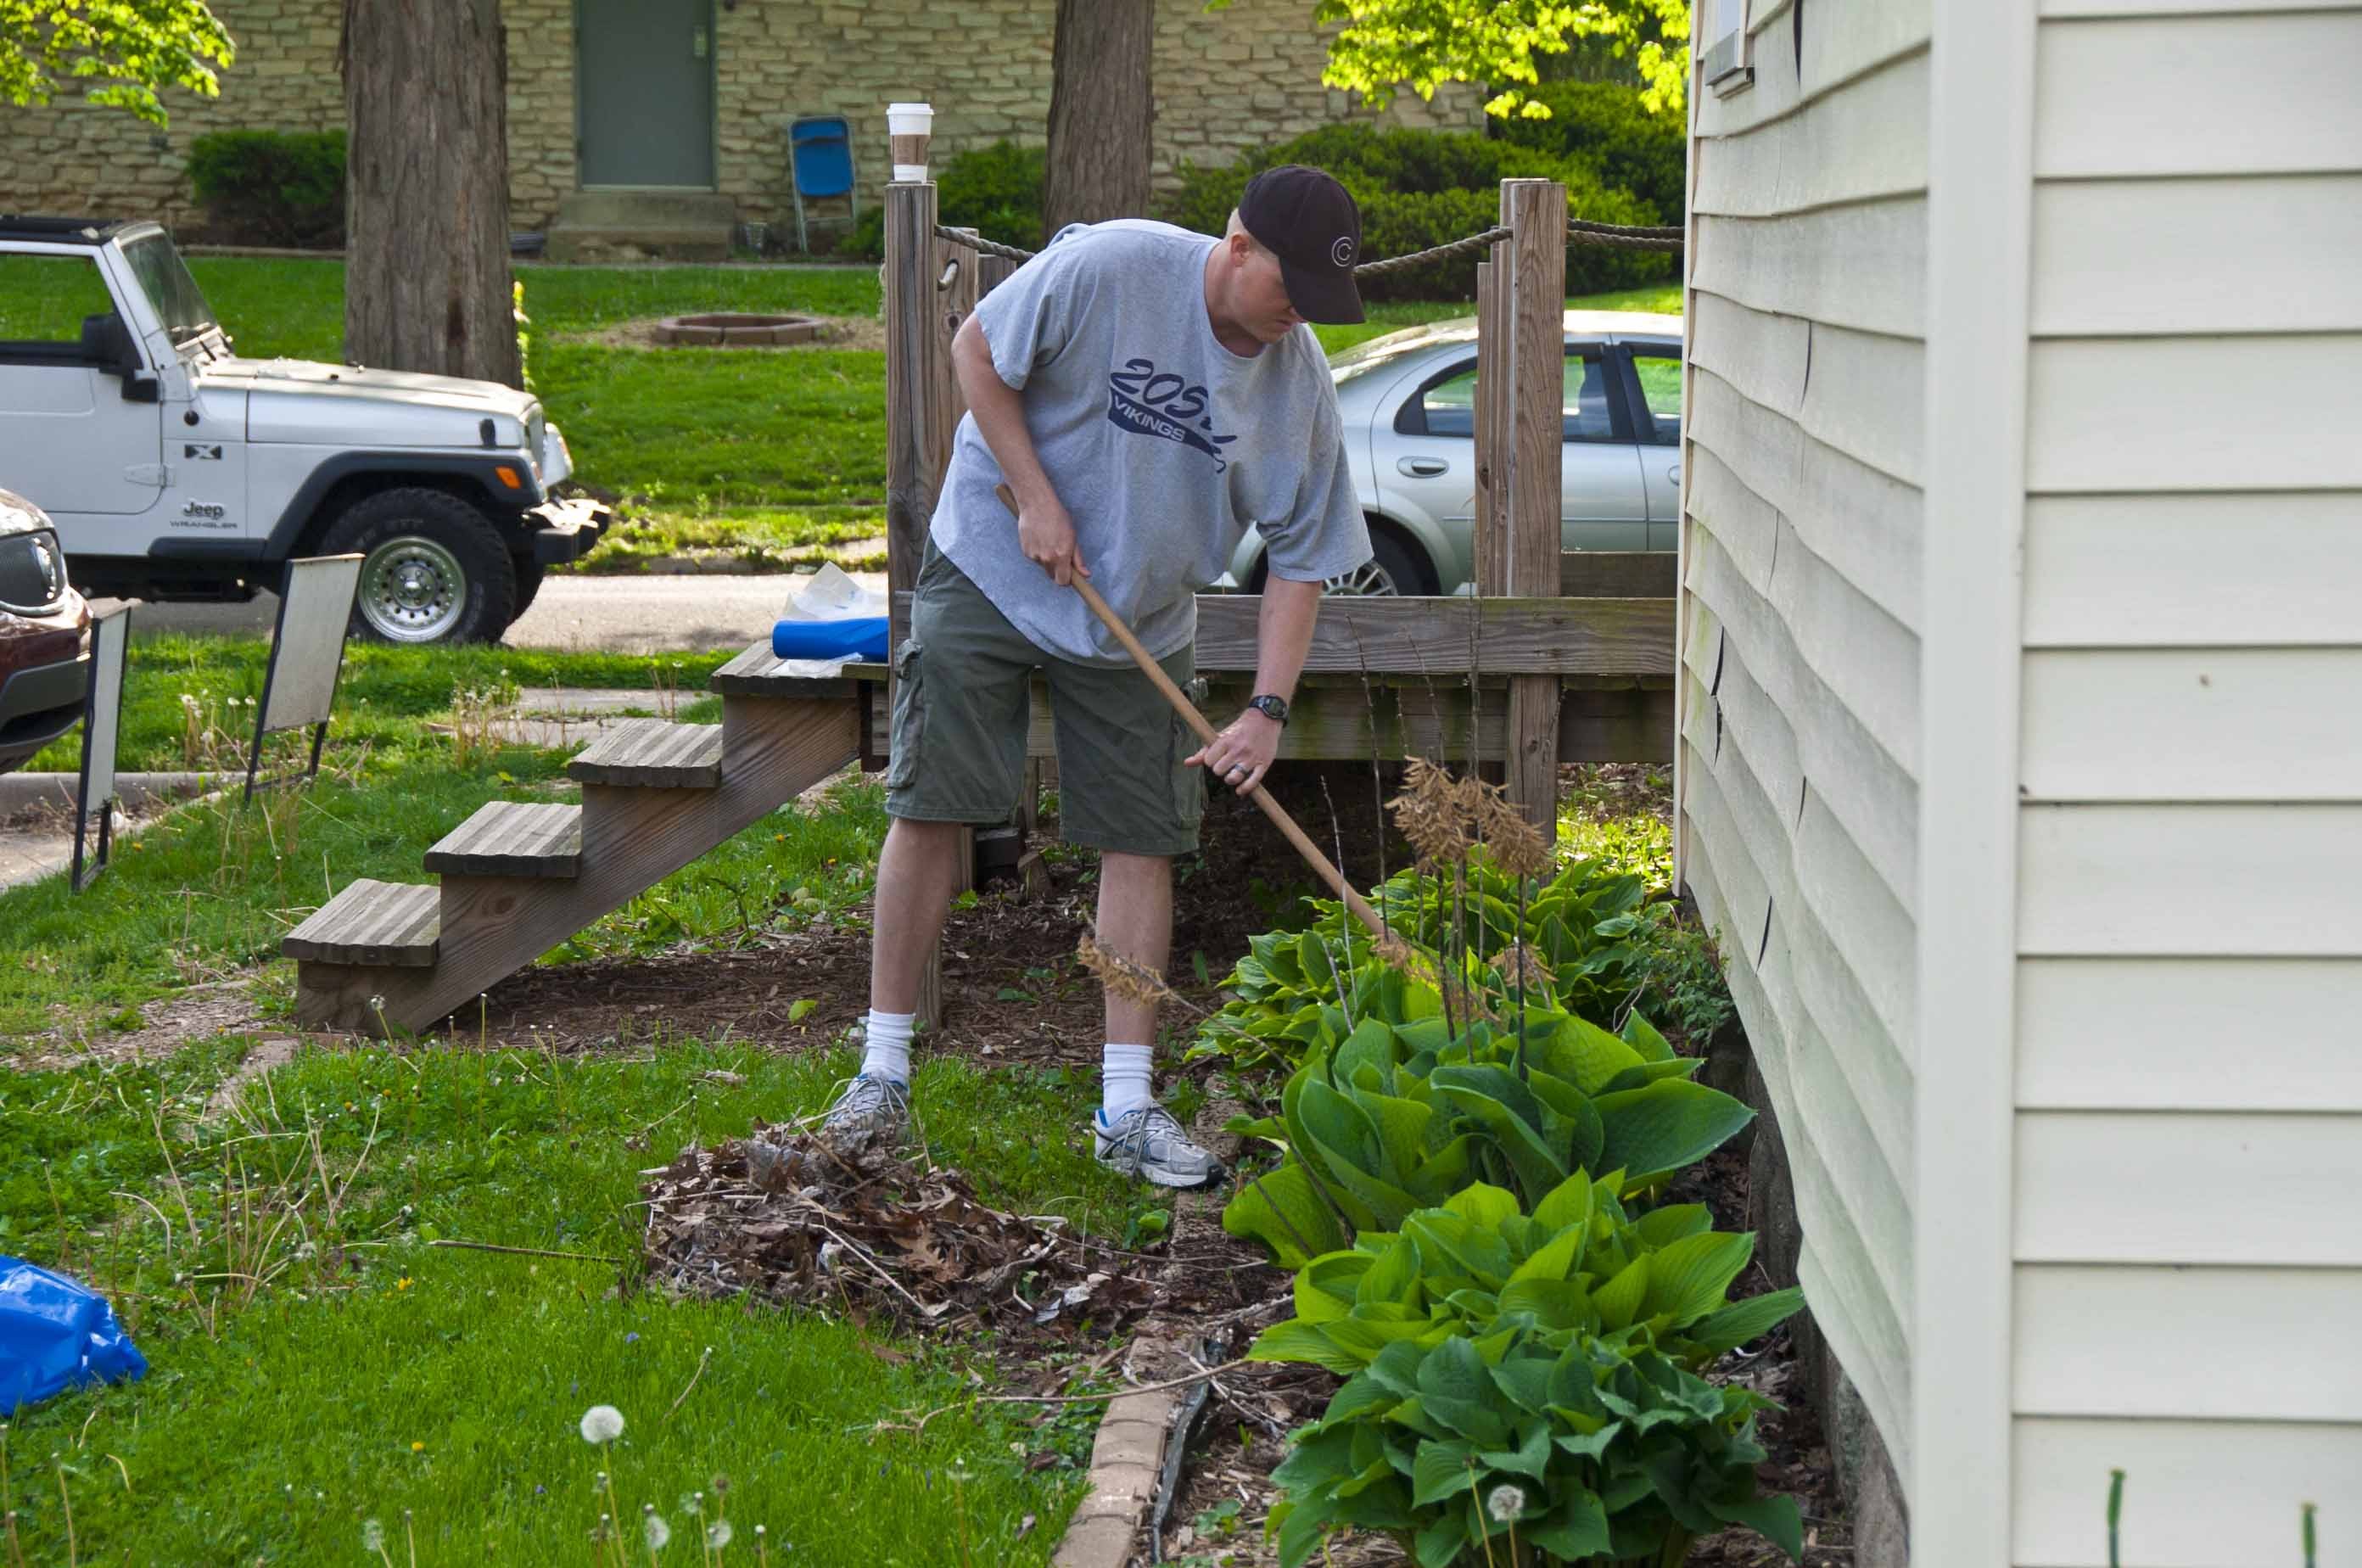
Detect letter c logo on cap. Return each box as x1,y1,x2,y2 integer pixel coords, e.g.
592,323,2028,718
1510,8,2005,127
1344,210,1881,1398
1330,237,1356,267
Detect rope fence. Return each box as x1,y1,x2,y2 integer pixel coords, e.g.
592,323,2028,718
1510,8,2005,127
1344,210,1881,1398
934,216,1682,274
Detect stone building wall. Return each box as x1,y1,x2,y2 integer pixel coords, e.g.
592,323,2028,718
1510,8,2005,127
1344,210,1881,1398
0,0,1482,241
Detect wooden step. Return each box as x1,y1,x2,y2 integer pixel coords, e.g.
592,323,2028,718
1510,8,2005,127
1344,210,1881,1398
283,879,439,967
568,719,723,787
709,639,883,698
424,800,582,878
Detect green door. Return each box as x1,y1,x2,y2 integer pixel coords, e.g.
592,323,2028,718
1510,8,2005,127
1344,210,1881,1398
577,0,714,188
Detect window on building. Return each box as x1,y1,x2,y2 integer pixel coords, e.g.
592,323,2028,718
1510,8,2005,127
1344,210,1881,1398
1703,0,1754,94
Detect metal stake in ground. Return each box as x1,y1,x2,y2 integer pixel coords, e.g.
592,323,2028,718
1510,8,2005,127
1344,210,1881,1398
993,484,1384,938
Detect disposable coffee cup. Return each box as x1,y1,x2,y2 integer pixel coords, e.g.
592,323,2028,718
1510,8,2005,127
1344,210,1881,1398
887,101,933,182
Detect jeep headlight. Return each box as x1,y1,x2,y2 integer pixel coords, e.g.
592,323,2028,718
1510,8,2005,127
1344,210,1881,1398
525,407,548,476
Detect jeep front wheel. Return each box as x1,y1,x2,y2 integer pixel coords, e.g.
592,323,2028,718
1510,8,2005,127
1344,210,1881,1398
318,488,516,645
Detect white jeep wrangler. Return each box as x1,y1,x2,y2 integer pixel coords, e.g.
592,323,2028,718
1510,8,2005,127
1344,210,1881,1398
0,216,607,642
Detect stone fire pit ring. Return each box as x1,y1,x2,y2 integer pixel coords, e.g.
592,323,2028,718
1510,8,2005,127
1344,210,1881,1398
652,311,829,346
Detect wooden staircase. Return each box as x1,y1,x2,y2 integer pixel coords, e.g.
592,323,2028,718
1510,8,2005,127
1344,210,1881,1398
283,646,871,1036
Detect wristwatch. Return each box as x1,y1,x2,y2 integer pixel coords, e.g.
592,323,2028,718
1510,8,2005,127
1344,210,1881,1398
1246,693,1290,726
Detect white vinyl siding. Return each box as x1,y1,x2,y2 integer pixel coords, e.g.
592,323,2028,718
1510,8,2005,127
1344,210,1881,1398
2012,5,2362,1560
1678,0,1928,1490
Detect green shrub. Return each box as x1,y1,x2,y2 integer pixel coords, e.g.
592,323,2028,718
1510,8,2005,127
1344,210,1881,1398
1498,81,1688,222
836,138,1047,260
1158,122,1672,301
1192,855,1657,1078
1219,1003,1755,1268
186,129,347,249
1253,1178,1803,1565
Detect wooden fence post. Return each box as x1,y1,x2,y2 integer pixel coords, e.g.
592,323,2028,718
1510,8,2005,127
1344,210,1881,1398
1501,177,1567,832
884,176,962,1032
1473,254,1509,599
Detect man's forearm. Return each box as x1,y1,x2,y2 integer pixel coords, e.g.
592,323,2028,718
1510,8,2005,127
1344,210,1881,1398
1253,575,1323,704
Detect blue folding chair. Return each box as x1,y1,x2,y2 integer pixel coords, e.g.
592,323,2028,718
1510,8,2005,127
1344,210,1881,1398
787,115,857,255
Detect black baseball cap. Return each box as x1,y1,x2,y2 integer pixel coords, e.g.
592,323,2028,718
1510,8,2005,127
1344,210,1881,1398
1239,165,1365,325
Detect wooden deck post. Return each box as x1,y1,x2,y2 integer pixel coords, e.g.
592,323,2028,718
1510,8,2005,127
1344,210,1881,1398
1473,254,1509,599
1501,177,1568,831
884,176,964,1032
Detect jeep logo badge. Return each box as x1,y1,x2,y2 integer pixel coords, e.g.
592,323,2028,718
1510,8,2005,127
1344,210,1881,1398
182,500,227,520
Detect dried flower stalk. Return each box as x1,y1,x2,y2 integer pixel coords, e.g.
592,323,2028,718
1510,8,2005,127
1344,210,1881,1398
1077,932,1174,1008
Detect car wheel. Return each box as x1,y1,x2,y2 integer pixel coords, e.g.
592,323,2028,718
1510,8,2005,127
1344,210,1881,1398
511,558,547,621
319,488,516,645
1324,529,1430,596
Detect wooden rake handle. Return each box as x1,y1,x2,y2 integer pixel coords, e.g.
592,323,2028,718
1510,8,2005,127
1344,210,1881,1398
993,484,1384,939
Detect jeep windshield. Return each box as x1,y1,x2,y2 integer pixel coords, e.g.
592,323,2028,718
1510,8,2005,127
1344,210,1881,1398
120,232,221,347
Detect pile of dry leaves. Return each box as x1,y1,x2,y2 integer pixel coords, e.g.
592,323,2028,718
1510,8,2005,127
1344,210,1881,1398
639,1125,1154,1330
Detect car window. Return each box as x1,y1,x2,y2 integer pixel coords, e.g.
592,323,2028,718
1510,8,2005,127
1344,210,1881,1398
1419,364,1479,437
1627,346,1682,445
1408,349,1620,442
1563,352,1615,443
0,255,116,346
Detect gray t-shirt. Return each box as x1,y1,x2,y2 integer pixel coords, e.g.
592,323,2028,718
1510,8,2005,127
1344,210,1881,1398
931,219,1372,667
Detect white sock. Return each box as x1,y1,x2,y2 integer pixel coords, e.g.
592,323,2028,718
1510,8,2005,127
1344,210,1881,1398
860,1009,915,1084
1100,1043,1155,1120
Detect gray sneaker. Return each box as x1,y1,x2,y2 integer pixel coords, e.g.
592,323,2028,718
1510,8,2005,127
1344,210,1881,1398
1093,1104,1222,1189
819,1074,910,1149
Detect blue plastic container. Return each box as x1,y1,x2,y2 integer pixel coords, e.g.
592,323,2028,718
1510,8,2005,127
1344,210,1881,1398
771,615,888,663
1,1257,147,1415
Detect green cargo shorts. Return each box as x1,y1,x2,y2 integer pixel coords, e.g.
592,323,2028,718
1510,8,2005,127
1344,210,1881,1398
884,543,1206,857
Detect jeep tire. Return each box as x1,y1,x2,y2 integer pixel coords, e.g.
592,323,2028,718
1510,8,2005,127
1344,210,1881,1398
320,488,516,645
510,557,547,622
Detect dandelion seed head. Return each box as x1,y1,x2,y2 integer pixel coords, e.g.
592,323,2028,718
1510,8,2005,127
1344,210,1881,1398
361,1518,385,1553
1486,1484,1526,1523
643,1510,671,1551
579,1404,625,1444
706,1520,733,1549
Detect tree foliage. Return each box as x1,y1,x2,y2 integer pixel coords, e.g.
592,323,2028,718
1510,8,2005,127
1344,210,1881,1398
1213,0,1688,120
0,0,233,126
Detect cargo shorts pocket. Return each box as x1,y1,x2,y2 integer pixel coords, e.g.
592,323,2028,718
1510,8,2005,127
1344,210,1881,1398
1168,714,1207,830
885,638,926,792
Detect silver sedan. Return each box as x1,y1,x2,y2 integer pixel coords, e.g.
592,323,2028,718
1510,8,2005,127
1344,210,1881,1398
1221,311,1686,595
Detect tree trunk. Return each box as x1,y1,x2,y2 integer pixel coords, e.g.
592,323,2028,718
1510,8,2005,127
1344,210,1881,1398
1042,0,1155,242
340,0,520,387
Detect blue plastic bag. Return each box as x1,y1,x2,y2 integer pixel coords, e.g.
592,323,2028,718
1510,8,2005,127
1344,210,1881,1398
771,615,888,663
0,1257,148,1416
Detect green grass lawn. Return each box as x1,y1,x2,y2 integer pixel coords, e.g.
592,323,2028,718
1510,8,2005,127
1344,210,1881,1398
3,636,848,1042
0,255,1676,570
0,1033,1135,1565
0,629,1156,1563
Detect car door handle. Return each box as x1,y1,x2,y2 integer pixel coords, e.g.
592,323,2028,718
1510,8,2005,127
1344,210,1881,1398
1666,465,1681,484
1398,456,1449,478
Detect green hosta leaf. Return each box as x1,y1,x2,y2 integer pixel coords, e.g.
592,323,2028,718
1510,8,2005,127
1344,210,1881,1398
1417,1338,1512,1447
1414,1504,1469,1568
1432,1072,1567,1201
1542,1013,1648,1094
1532,1169,1598,1234
1324,1370,1402,1423
1299,930,1338,991
1369,1337,1427,1397
1633,1203,1714,1249
1251,1317,1364,1375
1595,1078,1755,1189
1409,1438,1482,1506
1551,1420,1622,1460
1497,1276,1597,1333
1354,1234,1421,1309
1297,1251,1373,1322
1479,1420,1554,1481
1595,1255,1649,1330
1441,1181,1520,1230
1688,1286,1806,1353
1620,1011,1678,1062
1507,1226,1583,1287
1709,1492,1805,1560
1334,1016,1396,1089
1356,1088,1436,1190
1319,1314,1452,1367
1522,1484,1611,1558
1642,1230,1754,1325
1223,1160,1348,1268
1274,1498,1327,1568
1598,1056,1706,1094
1404,1210,1507,1289
1489,1354,1554,1415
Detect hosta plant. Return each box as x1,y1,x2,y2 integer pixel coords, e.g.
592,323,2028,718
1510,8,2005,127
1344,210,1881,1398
1253,1181,1804,1567
1221,1005,1755,1268
1191,854,1657,1075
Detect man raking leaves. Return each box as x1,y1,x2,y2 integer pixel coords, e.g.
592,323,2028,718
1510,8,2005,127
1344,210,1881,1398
819,166,1376,1187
